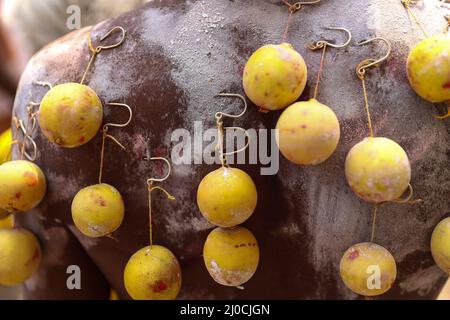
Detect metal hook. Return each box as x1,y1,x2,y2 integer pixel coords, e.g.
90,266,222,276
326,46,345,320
214,93,250,165
104,103,133,129
147,157,172,184
26,102,40,133
215,93,247,121
93,26,126,53
356,37,391,78
221,127,251,158
283,0,321,13
13,117,37,162
33,81,53,90
309,27,352,50
23,134,37,162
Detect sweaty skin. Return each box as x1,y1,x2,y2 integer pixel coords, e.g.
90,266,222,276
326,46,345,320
10,0,450,300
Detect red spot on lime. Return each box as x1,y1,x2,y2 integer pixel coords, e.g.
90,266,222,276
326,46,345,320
443,82,450,89
153,281,167,293
23,172,38,187
349,250,359,260
15,192,22,199
79,136,86,143
97,197,106,207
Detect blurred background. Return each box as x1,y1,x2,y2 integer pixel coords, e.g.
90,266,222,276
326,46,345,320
0,0,448,300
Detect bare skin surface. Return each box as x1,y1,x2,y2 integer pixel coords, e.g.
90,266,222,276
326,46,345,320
10,0,450,299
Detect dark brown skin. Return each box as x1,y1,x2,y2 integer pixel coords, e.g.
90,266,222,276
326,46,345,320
10,0,450,299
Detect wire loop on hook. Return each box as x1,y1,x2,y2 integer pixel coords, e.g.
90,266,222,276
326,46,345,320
282,0,321,13
146,157,175,248
12,116,37,162
215,93,250,167
90,26,126,54
308,27,352,50
104,103,133,129
309,27,352,99
147,157,172,184
356,37,392,79
81,26,126,85
98,102,132,184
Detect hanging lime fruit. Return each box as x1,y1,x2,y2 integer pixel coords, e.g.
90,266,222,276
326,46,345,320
0,160,47,213
0,228,41,286
431,217,450,274
243,43,307,111
345,137,411,203
340,242,397,297
124,245,182,300
203,226,259,287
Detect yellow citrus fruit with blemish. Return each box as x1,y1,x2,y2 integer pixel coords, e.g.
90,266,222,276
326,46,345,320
197,167,257,228
243,43,308,111
124,245,182,300
71,183,124,237
345,137,411,203
0,129,12,164
407,33,450,103
39,83,103,148
340,242,397,297
431,217,450,274
203,227,259,287
0,160,47,213
276,99,340,165
0,228,41,286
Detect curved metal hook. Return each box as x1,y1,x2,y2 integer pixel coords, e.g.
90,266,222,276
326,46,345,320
309,27,352,50
221,127,251,158
356,37,391,78
104,102,133,129
92,26,126,53
214,93,250,165
215,93,247,120
147,157,172,184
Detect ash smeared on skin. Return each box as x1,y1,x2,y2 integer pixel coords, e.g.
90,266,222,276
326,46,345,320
367,1,444,44
275,0,449,299
139,0,279,126
11,0,450,299
156,180,214,248
208,260,253,287
40,227,70,265
67,225,101,250
45,171,80,203
399,265,445,296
